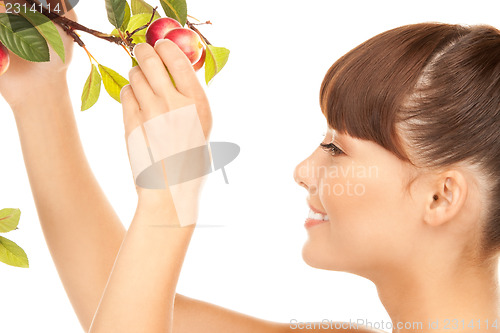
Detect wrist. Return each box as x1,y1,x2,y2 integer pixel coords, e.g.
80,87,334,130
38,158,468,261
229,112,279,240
10,75,70,116
136,188,201,227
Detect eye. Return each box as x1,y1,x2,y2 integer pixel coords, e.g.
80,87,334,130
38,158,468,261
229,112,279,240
319,142,344,156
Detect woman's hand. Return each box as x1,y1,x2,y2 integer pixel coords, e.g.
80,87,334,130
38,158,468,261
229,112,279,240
121,40,213,218
0,0,77,109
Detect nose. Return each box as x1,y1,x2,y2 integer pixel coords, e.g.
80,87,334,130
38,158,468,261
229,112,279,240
294,144,330,196
293,154,314,191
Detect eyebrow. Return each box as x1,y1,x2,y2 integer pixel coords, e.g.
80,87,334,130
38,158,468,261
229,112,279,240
328,127,337,139
326,126,348,143
330,129,351,153
331,128,343,142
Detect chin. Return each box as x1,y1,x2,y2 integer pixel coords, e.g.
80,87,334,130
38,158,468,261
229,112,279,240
301,239,364,273
302,239,339,270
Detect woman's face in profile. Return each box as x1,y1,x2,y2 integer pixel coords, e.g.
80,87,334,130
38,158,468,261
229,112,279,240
294,124,425,276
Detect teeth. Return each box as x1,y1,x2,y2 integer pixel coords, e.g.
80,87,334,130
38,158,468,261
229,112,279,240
308,209,329,221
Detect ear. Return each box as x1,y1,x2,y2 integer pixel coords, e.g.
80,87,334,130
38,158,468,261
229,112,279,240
423,170,468,227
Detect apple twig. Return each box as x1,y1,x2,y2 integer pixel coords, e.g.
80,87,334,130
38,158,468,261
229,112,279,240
128,6,159,38
83,45,98,64
186,19,211,45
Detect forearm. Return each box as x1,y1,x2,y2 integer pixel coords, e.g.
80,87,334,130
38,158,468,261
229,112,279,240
88,195,194,333
11,78,126,330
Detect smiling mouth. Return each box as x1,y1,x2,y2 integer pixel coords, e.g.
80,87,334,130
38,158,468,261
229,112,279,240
307,209,329,221
304,210,330,229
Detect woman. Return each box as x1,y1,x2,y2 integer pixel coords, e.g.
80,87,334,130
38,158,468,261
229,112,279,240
0,1,498,332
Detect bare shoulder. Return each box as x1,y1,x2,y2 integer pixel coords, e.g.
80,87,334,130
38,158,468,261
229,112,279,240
175,294,387,333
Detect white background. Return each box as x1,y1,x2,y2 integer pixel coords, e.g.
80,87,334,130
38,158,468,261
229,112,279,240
0,0,499,331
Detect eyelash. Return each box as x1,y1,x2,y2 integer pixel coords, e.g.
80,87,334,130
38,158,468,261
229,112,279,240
320,142,344,156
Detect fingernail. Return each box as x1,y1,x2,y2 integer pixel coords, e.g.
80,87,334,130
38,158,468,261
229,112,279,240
155,39,169,47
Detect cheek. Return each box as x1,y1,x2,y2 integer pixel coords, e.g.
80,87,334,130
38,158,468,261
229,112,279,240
310,160,412,270
321,161,402,223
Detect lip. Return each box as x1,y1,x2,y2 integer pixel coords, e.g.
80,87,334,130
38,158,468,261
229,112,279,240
305,201,329,229
304,218,329,229
307,202,327,215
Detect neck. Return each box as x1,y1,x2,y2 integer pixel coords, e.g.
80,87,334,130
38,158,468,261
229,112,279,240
372,257,499,333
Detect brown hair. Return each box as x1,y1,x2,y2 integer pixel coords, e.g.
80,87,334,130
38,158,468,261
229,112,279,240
319,22,500,259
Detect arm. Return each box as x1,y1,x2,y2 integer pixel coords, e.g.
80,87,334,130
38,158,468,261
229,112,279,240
87,38,213,332
89,192,194,333
0,2,127,330
10,84,127,330
87,194,193,332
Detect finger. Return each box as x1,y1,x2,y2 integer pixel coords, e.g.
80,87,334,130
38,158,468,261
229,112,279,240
120,84,142,138
154,39,205,99
133,42,176,98
128,65,158,112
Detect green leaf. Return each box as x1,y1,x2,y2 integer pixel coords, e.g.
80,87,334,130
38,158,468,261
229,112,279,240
0,236,29,268
98,64,129,103
106,0,127,29
120,1,131,32
17,7,65,64
132,0,155,15
0,13,49,62
125,13,160,44
205,45,230,85
160,0,187,26
111,10,160,42
131,56,139,67
0,208,20,233
81,64,102,111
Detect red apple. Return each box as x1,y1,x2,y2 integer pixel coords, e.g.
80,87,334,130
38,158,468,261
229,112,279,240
0,41,10,76
192,47,206,72
164,28,204,65
145,17,182,47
